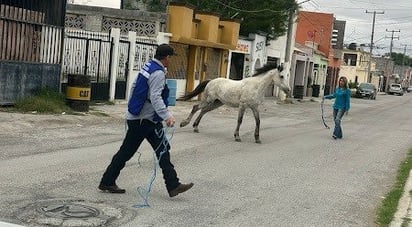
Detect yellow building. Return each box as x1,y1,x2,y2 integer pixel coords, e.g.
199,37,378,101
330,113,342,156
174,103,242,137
166,2,240,96
340,48,379,87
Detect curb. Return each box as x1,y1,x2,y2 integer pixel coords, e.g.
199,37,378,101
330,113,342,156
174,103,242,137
390,170,412,227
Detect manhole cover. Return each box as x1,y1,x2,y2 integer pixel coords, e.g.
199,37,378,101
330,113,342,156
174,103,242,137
15,198,135,227
38,203,100,219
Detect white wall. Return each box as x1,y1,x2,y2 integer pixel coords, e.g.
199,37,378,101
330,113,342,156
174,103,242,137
69,0,121,9
267,35,287,61
249,33,267,75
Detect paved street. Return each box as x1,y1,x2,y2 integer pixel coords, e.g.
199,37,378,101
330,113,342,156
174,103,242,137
0,93,411,226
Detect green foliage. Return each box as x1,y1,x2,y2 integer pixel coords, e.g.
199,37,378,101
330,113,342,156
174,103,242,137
173,0,297,39
376,148,412,226
147,0,167,11
124,0,298,40
14,87,71,114
348,81,358,89
390,52,412,67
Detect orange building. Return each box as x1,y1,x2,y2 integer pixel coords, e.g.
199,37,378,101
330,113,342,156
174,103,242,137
296,11,342,95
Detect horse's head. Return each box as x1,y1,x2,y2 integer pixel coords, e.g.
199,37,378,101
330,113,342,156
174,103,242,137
252,63,291,96
271,65,291,96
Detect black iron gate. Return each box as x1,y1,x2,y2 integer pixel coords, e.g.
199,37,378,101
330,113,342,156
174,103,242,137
61,35,113,101
114,40,130,100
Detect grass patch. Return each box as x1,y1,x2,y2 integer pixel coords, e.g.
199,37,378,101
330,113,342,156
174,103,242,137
13,87,73,114
376,148,412,226
0,87,114,117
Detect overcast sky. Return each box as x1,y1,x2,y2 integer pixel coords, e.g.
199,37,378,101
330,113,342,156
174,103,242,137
301,0,412,56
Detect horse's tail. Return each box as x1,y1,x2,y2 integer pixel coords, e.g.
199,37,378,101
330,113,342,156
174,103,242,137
178,80,211,101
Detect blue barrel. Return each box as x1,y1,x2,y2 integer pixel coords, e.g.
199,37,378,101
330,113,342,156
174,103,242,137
166,79,177,106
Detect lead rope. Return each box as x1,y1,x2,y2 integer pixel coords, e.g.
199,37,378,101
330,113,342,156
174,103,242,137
132,126,175,208
321,98,330,129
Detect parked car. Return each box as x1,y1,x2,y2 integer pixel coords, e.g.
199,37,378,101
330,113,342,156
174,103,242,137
388,83,404,96
407,86,412,93
355,83,377,99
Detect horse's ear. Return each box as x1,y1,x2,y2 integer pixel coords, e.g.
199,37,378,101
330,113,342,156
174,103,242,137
277,65,284,72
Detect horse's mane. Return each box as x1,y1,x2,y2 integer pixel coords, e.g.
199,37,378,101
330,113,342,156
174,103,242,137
251,63,279,77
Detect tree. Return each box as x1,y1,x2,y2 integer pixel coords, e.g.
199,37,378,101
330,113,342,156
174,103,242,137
123,0,298,40
174,0,298,39
390,52,412,67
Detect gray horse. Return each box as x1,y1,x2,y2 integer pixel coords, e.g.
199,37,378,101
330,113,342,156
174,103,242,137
179,63,291,143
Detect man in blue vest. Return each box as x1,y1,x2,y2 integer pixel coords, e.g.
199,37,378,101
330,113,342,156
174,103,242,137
99,44,193,197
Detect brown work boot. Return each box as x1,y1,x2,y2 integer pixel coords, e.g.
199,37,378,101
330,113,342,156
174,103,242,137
98,184,126,193
168,183,194,197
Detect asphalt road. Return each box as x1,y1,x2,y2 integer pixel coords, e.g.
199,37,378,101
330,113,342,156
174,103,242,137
0,93,411,226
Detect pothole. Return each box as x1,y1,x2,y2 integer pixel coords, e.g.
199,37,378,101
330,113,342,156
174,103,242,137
15,198,135,226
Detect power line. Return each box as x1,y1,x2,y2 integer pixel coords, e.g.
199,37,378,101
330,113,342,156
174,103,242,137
212,0,289,14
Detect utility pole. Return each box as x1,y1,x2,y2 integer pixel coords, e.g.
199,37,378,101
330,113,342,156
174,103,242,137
285,0,311,63
284,9,294,64
386,29,400,57
284,0,311,99
366,10,384,83
401,44,407,67
401,44,408,83
386,29,400,84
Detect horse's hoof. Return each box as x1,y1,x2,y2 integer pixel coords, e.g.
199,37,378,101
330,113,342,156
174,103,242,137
180,121,188,127
235,138,241,142
255,140,261,144
193,129,199,133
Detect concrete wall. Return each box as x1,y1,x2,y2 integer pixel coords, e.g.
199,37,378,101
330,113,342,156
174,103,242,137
66,4,166,33
0,62,60,104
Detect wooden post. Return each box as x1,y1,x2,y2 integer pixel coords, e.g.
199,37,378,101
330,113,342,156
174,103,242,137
186,45,198,94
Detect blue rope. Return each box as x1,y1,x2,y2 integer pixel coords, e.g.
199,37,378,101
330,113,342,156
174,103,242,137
132,126,175,208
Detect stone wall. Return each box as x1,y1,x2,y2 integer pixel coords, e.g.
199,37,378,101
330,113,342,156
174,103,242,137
65,4,167,36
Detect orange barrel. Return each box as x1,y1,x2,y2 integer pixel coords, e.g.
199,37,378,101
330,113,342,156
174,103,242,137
66,74,91,112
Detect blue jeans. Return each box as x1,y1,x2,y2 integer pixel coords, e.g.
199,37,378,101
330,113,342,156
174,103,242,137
333,109,346,138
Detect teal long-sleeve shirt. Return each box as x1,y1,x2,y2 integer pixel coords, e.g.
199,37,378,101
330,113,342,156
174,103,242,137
324,87,351,111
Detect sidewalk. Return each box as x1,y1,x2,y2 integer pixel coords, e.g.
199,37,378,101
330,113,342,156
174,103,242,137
390,170,412,227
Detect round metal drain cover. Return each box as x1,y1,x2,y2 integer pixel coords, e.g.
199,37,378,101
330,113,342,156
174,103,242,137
15,198,135,227
38,202,100,219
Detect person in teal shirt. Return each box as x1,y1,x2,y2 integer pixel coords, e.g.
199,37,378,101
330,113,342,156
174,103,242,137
324,76,351,139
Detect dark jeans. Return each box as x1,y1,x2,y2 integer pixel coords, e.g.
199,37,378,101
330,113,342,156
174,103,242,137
100,119,180,191
332,109,346,138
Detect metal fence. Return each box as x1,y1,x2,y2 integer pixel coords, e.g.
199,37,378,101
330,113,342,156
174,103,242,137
62,29,161,101
133,37,157,71
0,1,65,63
62,29,112,83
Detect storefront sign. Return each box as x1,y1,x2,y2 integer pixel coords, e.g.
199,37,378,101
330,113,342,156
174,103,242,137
235,40,251,54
